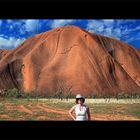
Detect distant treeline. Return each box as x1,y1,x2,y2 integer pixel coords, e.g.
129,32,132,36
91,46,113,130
0,88,140,99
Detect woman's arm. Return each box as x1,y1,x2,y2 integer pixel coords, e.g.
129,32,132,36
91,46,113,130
87,107,91,121
68,106,76,121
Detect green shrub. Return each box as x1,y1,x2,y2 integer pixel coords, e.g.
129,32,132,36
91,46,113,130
87,93,98,98
53,90,64,100
1,88,22,98
116,92,125,99
116,92,140,99
65,92,75,100
1,88,139,99
131,93,140,99
0,88,34,98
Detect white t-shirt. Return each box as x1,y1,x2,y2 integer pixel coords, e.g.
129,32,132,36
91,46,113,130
74,104,88,121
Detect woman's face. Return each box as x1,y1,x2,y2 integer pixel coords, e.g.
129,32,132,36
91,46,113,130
77,98,84,104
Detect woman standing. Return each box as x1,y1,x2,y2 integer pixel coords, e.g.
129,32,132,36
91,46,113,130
69,94,91,121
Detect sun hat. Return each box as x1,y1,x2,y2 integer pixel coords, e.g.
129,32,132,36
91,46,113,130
76,94,84,99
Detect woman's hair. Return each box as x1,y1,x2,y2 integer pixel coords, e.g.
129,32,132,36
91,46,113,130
75,98,85,104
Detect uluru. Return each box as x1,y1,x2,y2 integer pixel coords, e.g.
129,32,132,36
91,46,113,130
0,25,140,97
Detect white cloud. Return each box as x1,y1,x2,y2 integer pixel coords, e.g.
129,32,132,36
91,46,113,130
7,19,13,24
127,35,140,43
25,19,39,32
86,20,129,40
122,26,140,35
14,38,25,47
6,19,40,35
6,20,26,34
101,19,114,27
86,20,118,39
0,34,5,38
86,20,105,33
0,36,25,49
86,19,140,43
50,19,75,28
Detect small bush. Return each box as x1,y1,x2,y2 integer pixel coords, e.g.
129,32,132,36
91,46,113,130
53,90,64,100
0,88,139,99
116,92,140,99
87,93,98,98
0,88,34,98
131,93,140,99
65,92,75,100
1,88,22,98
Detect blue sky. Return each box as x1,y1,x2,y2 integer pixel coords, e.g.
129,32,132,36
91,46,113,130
0,19,140,50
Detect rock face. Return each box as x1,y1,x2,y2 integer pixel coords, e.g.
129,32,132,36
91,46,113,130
0,25,140,96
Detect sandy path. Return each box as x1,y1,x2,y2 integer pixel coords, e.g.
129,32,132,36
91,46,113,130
36,116,46,120
0,114,13,120
16,105,33,114
36,104,68,115
5,104,33,114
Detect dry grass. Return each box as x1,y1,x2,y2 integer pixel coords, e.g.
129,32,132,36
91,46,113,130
33,98,140,104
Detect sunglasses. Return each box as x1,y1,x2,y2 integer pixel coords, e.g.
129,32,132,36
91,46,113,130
77,98,83,100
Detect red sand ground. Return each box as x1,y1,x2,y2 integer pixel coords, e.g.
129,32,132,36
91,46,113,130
2,103,139,120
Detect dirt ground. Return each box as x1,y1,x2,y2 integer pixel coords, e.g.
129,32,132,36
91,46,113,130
1,101,139,120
